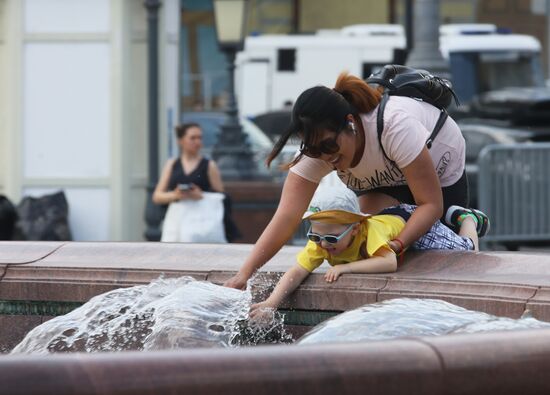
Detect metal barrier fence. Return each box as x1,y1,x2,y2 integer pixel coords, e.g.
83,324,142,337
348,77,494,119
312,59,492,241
478,143,550,248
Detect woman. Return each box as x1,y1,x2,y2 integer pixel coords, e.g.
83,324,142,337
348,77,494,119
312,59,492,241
153,122,224,211
225,72,470,289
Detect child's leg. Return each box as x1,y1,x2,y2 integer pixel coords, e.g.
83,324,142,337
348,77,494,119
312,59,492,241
394,203,478,251
458,216,479,251
443,205,492,252
445,206,490,237
412,220,475,251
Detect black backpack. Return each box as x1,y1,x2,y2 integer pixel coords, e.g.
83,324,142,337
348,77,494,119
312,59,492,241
366,64,459,162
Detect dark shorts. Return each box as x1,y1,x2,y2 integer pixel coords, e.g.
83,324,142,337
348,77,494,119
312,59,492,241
357,171,469,221
378,205,412,221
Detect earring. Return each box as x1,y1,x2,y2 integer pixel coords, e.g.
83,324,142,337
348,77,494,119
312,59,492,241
349,121,356,135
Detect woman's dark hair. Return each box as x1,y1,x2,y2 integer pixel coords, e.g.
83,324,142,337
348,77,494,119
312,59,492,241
175,122,201,139
266,72,382,168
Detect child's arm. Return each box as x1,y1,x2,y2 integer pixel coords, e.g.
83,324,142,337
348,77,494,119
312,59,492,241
250,263,310,318
324,248,397,283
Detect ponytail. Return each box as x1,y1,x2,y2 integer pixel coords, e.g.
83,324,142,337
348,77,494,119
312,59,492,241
333,72,382,114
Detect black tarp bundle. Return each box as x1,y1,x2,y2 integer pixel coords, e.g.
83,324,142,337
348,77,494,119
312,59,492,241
13,191,72,241
0,195,18,240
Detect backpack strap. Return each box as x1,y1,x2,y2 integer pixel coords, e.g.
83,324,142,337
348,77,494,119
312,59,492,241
376,92,391,162
426,110,448,148
377,95,449,161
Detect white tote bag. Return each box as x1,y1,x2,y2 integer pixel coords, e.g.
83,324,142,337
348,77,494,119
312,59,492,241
161,192,227,243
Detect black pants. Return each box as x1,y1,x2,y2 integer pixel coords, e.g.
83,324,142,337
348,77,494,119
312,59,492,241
358,171,469,221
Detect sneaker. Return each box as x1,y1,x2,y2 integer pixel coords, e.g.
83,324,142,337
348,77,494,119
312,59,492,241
445,205,490,237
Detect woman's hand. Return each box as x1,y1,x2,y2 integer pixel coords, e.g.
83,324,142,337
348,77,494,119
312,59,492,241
388,240,403,255
172,184,203,201
187,184,203,200
223,272,250,290
324,264,349,283
171,188,185,202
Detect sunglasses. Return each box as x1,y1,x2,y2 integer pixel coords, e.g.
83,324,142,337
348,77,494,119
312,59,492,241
299,138,340,158
307,223,355,244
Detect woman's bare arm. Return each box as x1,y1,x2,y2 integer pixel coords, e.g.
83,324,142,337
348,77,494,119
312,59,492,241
224,172,318,289
395,147,443,247
358,148,443,252
207,160,225,193
152,159,180,205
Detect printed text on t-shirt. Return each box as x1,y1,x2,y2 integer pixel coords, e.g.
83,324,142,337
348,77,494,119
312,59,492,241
338,161,405,191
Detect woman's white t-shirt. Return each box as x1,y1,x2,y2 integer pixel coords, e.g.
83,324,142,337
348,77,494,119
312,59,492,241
289,96,465,192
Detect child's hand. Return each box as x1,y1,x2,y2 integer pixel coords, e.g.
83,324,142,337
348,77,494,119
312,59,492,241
324,265,348,283
249,301,275,324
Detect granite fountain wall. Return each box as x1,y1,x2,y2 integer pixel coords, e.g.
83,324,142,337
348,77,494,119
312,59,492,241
1,241,550,394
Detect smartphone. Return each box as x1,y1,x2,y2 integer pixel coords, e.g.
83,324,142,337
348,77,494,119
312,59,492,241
177,183,192,191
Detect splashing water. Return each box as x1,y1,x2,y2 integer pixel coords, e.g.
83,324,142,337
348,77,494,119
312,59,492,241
13,275,547,354
234,271,294,346
298,298,550,345
11,276,292,355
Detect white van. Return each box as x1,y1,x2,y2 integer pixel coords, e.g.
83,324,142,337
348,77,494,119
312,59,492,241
440,24,543,103
235,24,544,117
235,24,407,118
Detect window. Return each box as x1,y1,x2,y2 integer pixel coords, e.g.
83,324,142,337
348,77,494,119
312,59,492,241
277,48,296,71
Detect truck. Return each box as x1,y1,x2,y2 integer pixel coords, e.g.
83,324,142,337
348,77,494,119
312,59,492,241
235,24,406,118
235,23,545,118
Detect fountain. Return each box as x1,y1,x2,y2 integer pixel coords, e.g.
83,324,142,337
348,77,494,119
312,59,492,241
2,241,550,394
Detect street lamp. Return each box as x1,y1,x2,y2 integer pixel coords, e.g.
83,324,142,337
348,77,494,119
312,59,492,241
144,0,163,241
405,0,450,79
212,0,256,180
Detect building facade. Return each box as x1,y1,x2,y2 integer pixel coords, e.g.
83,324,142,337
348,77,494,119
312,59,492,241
0,0,179,241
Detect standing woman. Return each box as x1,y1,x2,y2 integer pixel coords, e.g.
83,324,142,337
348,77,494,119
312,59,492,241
153,123,224,207
225,72,481,289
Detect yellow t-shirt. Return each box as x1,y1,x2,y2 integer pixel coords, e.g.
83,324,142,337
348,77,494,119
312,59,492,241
297,215,405,273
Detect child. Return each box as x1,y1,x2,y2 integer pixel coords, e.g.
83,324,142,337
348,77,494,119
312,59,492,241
249,186,489,318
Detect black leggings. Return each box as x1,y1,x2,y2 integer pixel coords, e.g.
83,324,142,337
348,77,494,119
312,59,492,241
359,171,469,221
